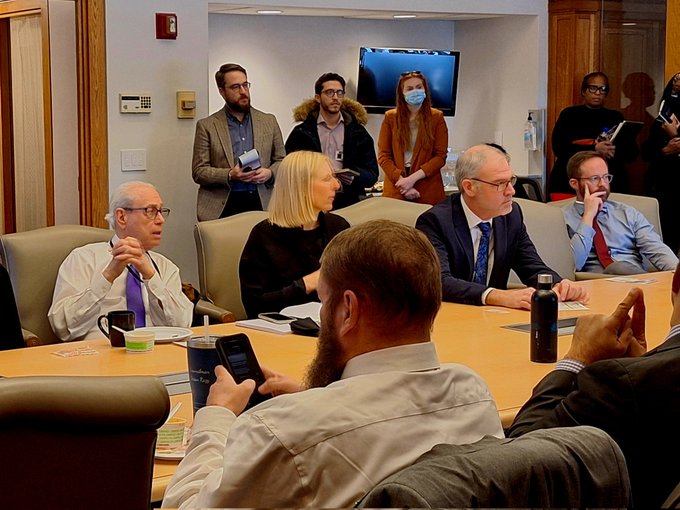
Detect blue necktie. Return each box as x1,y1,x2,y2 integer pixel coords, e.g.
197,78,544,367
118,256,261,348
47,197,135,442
126,268,146,327
473,222,491,285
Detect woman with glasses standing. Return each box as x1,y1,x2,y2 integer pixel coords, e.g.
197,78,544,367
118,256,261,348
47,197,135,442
377,71,448,205
642,72,680,253
548,72,635,200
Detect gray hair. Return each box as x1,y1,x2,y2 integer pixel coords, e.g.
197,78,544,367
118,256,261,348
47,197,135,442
454,144,509,185
104,181,158,229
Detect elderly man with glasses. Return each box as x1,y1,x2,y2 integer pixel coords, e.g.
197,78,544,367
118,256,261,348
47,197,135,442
416,144,588,310
192,63,285,220
285,72,378,209
49,181,193,341
562,151,677,275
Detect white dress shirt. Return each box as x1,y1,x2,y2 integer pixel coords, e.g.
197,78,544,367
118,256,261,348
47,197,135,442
162,342,503,508
48,239,193,341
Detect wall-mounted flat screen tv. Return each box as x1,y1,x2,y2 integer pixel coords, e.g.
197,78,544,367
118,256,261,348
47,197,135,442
357,47,461,116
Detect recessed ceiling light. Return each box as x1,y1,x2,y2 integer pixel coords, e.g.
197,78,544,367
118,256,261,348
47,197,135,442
257,10,282,15
393,14,417,19
622,22,637,26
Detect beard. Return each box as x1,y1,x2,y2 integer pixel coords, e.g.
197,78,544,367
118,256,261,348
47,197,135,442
581,184,609,202
226,95,250,114
303,323,345,389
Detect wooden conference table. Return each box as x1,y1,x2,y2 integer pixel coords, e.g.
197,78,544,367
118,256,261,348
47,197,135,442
0,272,673,502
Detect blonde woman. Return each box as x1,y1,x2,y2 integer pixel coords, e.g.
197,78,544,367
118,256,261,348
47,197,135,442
239,151,350,318
378,71,448,205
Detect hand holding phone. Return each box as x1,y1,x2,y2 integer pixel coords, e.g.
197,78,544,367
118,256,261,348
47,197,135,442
215,334,272,410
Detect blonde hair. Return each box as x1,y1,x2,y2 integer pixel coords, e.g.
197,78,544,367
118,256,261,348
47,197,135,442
268,151,333,228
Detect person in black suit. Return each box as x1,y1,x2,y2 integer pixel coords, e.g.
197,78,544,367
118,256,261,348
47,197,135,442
416,143,588,309
0,264,24,350
506,270,680,508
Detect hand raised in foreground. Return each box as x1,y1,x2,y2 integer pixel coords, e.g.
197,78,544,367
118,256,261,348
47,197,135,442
565,287,646,365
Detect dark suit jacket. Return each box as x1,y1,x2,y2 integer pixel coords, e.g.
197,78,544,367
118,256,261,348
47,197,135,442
507,333,680,508
357,427,630,509
415,193,561,305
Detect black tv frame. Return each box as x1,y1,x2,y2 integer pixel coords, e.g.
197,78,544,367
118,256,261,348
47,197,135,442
357,47,461,116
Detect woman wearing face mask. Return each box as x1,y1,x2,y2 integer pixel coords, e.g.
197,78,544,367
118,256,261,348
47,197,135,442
642,72,680,253
378,71,448,204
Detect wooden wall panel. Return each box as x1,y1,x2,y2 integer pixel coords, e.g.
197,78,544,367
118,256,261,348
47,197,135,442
76,0,108,228
547,1,601,183
666,0,680,79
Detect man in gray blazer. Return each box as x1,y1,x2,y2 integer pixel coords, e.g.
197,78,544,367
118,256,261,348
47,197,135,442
192,63,285,221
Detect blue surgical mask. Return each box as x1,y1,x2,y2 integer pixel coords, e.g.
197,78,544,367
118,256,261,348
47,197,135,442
404,89,426,106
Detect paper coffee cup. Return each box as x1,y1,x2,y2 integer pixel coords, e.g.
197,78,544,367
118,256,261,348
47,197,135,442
156,417,187,449
124,330,155,353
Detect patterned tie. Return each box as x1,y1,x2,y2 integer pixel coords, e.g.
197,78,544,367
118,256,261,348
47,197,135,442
592,215,614,268
473,222,491,284
126,267,146,327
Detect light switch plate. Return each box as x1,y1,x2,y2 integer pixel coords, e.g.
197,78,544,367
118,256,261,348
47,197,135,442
121,149,147,172
176,90,196,119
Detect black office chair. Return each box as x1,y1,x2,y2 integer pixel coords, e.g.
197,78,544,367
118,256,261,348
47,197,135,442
513,177,545,202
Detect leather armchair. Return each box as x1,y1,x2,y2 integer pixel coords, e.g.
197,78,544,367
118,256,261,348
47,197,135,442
333,196,432,227
511,198,576,285
0,225,111,345
194,211,268,321
0,375,170,510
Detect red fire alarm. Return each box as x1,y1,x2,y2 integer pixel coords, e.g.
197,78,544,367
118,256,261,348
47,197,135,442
156,13,177,40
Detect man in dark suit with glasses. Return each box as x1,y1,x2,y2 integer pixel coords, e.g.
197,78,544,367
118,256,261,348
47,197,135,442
416,143,588,309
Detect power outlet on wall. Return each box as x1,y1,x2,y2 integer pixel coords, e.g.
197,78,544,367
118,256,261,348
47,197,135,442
121,149,147,172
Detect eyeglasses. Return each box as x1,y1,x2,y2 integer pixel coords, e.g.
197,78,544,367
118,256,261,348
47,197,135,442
400,70,422,77
585,84,609,94
577,174,613,184
123,207,171,219
226,81,251,92
320,89,345,98
470,175,517,192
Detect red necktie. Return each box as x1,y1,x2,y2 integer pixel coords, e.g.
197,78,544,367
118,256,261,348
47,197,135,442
592,216,614,268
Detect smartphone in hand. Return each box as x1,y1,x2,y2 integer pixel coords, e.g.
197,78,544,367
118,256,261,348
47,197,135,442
215,334,272,409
